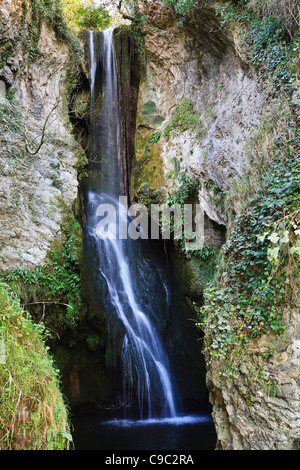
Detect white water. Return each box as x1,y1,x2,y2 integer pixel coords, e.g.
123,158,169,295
86,30,179,419
101,415,212,428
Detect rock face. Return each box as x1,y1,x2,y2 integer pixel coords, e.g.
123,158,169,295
0,0,83,271
131,0,299,450
206,305,300,450
131,3,266,237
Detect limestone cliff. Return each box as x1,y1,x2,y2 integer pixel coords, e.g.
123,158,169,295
131,2,266,237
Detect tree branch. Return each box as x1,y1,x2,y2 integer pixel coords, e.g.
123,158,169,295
117,0,135,21
24,102,59,156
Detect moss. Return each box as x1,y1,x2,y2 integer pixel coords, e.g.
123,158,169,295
131,126,166,196
1,201,86,335
152,115,165,126
141,100,157,116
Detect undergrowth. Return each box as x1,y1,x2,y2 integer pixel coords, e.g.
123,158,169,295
1,210,84,333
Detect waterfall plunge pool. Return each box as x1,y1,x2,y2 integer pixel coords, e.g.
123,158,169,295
71,411,217,450
74,30,217,452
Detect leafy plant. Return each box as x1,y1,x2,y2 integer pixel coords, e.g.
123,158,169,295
149,131,162,146
165,0,198,21
217,1,300,98
163,99,206,139
2,212,84,331
71,3,112,31
196,141,300,376
0,283,72,449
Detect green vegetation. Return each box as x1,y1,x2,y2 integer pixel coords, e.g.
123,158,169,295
142,100,157,116
166,158,198,207
149,131,162,146
1,210,84,333
0,0,83,70
217,1,299,98
133,182,158,210
162,158,199,249
166,0,198,19
0,283,72,449
62,1,112,31
163,99,205,139
0,92,23,136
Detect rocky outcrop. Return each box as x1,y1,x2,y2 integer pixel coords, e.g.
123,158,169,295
0,0,84,271
131,3,266,236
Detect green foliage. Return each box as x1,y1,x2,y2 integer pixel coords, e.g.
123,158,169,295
72,4,112,31
162,158,201,252
217,2,300,98
0,96,23,135
142,100,157,116
0,2,27,69
149,131,162,146
248,17,298,94
2,212,84,331
190,244,218,261
133,182,158,210
163,99,205,138
167,171,198,207
0,283,71,449
197,136,300,376
120,0,147,58
0,0,84,71
152,115,164,126
166,0,198,19
193,1,300,379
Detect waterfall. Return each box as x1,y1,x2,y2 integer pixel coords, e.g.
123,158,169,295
84,30,180,419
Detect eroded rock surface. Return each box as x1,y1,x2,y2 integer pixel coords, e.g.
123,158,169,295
0,0,83,270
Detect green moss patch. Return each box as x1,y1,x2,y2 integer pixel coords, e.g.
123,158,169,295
0,283,72,450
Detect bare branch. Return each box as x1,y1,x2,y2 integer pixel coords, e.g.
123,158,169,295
116,0,135,21
24,102,59,156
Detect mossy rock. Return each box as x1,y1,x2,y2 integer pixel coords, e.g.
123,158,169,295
131,126,166,196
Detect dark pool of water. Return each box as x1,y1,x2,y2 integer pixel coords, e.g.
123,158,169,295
71,412,217,451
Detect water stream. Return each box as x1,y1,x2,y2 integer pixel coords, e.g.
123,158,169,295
72,29,216,450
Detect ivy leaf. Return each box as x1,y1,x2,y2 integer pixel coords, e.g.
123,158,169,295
257,231,269,242
268,232,279,244
267,246,280,262
280,230,289,244
290,246,300,256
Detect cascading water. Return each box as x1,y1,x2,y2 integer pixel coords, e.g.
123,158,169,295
84,29,180,419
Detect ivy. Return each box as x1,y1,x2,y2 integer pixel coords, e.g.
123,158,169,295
197,133,300,377
0,2,27,69
165,0,198,23
217,2,300,99
149,131,162,146
0,0,84,72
